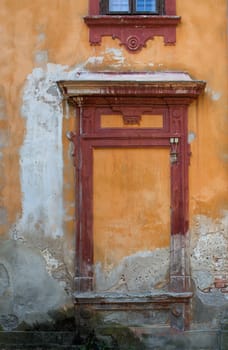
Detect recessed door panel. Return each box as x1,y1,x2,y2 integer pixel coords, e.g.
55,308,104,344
93,147,170,268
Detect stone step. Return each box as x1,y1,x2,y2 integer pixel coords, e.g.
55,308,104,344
0,329,226,350
0,347,81,350
0,332,81,349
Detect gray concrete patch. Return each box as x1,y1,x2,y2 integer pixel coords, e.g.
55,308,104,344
95,249,169,292
0,240,70,330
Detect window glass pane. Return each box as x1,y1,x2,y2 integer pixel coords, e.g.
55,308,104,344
109,0,129,12
136,0,156,12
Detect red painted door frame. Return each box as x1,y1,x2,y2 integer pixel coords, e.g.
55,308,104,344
67,98,198,293
58,73,205,331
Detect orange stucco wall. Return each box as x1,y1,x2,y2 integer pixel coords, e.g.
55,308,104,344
0,0,227,297
93,148,170,266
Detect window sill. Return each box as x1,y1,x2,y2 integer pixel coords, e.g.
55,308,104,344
84,15,181,52
74,291,193,329
74,291,193,307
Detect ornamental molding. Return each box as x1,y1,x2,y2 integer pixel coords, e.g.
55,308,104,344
58,72,206,102
84,15,181,52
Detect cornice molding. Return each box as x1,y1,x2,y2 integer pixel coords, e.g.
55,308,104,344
58,73,206,102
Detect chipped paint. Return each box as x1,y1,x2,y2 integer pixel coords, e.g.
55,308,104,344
15,63,107,238
34,50,48,65
188,131,196,143
95,249,169,292
15,63,83,238
17,65,65,237
104,48,126,65
83,48,126,70
84,55,104,66
42,248,62,275
205,87,222,101
191,213,228,291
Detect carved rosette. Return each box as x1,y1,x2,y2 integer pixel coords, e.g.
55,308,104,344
126,35,142,52
111,32,151,52
84,15,181,53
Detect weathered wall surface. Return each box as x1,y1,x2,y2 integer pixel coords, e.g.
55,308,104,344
0,0,227,333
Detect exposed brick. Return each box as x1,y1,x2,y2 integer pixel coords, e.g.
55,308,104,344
214,278,228,289
214,282,225,288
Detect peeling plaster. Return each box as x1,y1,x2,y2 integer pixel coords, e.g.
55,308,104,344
104,48,126,65
17,65,65,237
205,87,222,101
42,248,62,275
83,48,126,70
34,50,49,65
84,56,104,67
95,248,169,292
16,63,108,238
188,131,196,143
37,32,46,43
191,214,228,291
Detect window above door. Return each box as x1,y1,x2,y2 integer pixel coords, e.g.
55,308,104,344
101,0,163,15
84,0,180,52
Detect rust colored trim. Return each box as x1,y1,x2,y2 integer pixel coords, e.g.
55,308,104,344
85,0,179,51
84,15,180,51
58,80,206,99
165,0,176,15
89,1,99,15
73,102,191,295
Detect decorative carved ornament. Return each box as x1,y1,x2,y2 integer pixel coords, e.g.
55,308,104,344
84,0,180,52
123,114,141,125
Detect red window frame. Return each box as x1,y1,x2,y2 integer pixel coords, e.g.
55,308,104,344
90,0,176,15
100,0,163,15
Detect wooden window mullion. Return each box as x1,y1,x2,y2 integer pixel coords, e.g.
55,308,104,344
130,0,134,14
